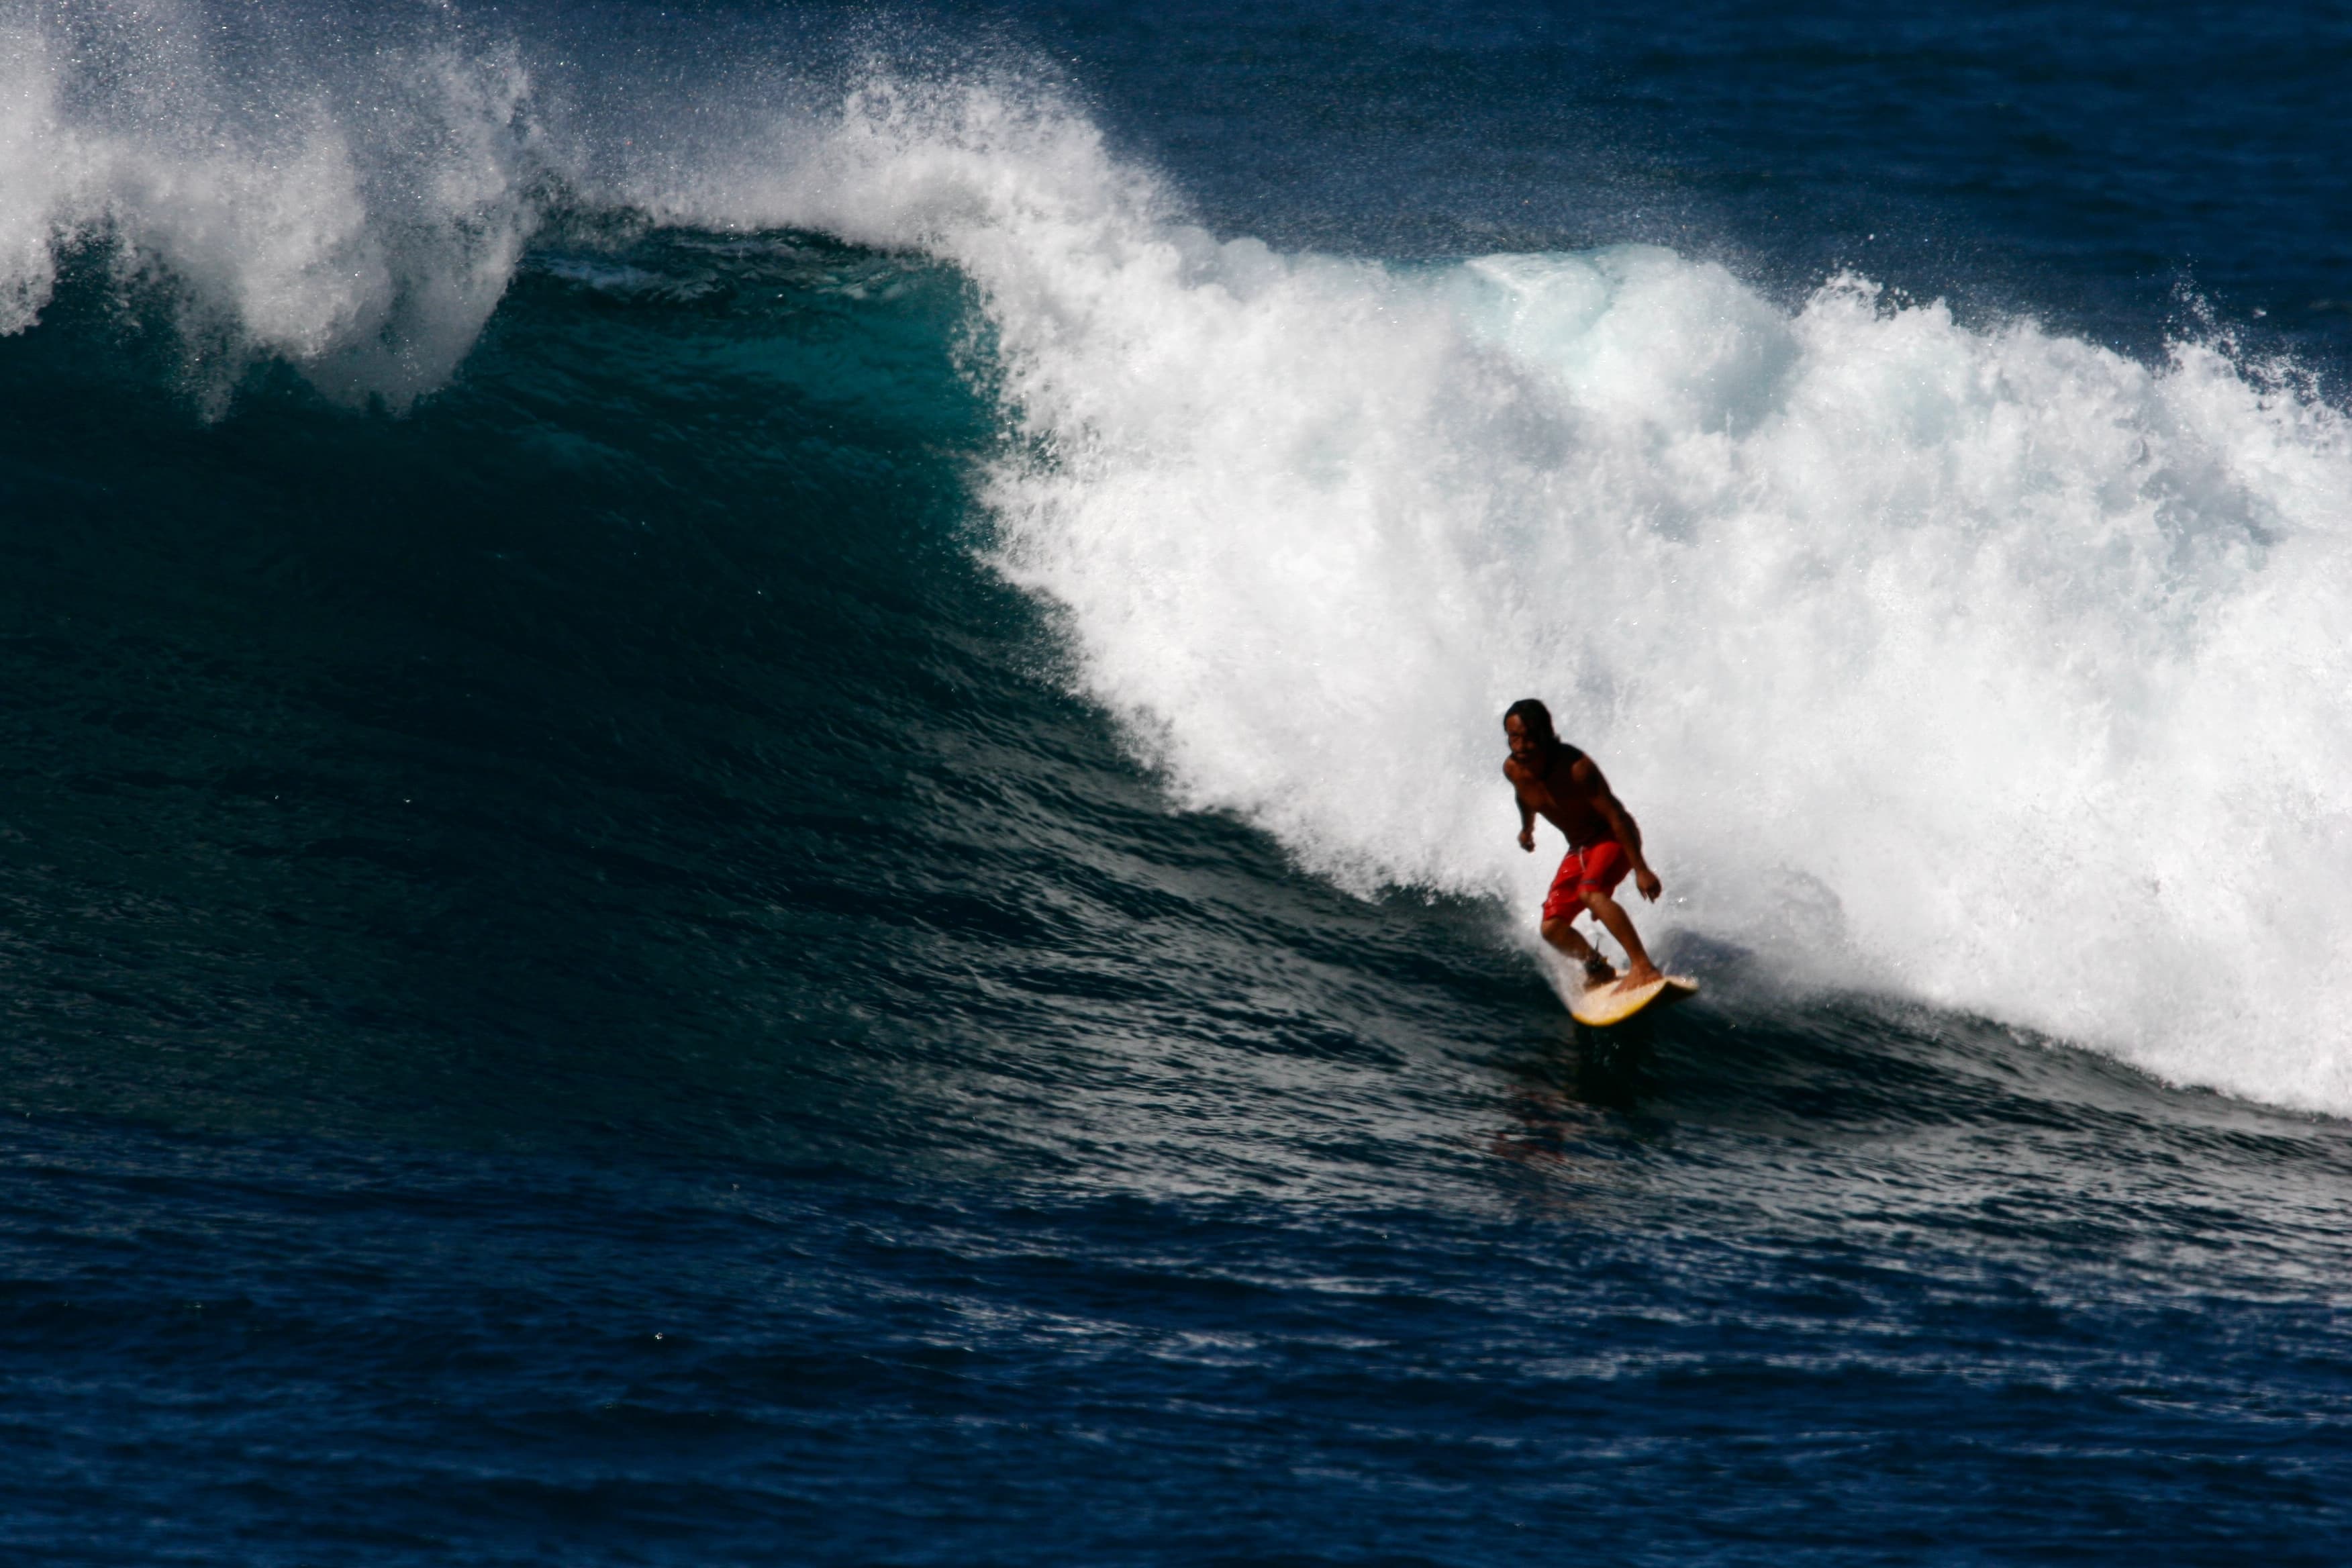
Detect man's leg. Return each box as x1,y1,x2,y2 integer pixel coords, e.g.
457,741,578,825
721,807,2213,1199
1581,889,1661,986
1540,916,1617,985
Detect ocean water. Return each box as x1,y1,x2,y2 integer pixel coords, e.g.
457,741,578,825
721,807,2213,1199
3,0,2352,1561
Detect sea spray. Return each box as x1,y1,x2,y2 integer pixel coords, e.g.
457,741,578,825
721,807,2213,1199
0,0,539,405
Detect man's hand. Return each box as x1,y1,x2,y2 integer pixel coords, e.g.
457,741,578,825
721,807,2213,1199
1518,826,1535,853
1634,866,1662,901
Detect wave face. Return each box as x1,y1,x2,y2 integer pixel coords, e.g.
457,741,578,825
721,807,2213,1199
5,4,2352,1114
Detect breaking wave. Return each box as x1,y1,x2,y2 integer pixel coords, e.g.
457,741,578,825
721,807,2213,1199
7,0,2350,1112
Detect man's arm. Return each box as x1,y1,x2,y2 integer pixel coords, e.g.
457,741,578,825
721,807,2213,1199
1577,764,1663,901
1504,763,1537,852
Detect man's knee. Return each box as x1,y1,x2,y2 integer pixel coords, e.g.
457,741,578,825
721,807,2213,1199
1580,889,1616,916
1540,916,1579,945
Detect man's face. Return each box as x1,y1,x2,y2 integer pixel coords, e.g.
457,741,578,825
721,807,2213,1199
1505,714,1542,765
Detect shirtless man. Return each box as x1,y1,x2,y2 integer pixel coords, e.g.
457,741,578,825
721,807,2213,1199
1502,697,1665,992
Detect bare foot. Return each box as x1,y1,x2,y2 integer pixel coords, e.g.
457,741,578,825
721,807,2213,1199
1620,964,1665,989
1581,957,1618,990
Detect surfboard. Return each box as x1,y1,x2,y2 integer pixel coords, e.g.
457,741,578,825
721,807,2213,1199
1568,974,1699,1028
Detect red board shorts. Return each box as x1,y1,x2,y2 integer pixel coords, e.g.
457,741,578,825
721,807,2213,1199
1542,840,1628,924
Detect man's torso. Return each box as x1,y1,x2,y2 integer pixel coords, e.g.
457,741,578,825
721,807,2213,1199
1510,744,1612,848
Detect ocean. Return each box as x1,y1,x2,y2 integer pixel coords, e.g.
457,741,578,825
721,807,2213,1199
3,0,2351,1561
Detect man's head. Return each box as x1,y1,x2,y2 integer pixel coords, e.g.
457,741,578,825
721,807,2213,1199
1503,698,1558,765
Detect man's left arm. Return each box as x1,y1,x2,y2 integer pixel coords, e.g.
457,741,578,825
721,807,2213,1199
1593,791,1663,902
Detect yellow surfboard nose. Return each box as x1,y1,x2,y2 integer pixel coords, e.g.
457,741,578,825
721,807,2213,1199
1568,974,1700,1028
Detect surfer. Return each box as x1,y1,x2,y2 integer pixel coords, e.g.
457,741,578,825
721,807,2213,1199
1502,699,1664,992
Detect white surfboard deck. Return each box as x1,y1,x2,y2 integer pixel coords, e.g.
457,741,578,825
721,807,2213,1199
1567,973,1700,1028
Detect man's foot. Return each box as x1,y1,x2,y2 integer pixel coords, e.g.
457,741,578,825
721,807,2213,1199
1581,956,1619,990
1620,963,1665,989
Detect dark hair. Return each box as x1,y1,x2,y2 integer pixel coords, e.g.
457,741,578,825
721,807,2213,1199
1503,698,1559,746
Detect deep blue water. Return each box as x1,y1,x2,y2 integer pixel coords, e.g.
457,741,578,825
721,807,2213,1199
4,1,2352,1561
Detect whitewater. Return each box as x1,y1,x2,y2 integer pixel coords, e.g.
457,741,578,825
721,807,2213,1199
7,10,2351,1114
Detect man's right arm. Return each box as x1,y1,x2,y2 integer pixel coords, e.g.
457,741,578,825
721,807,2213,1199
1505,763,1536,851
